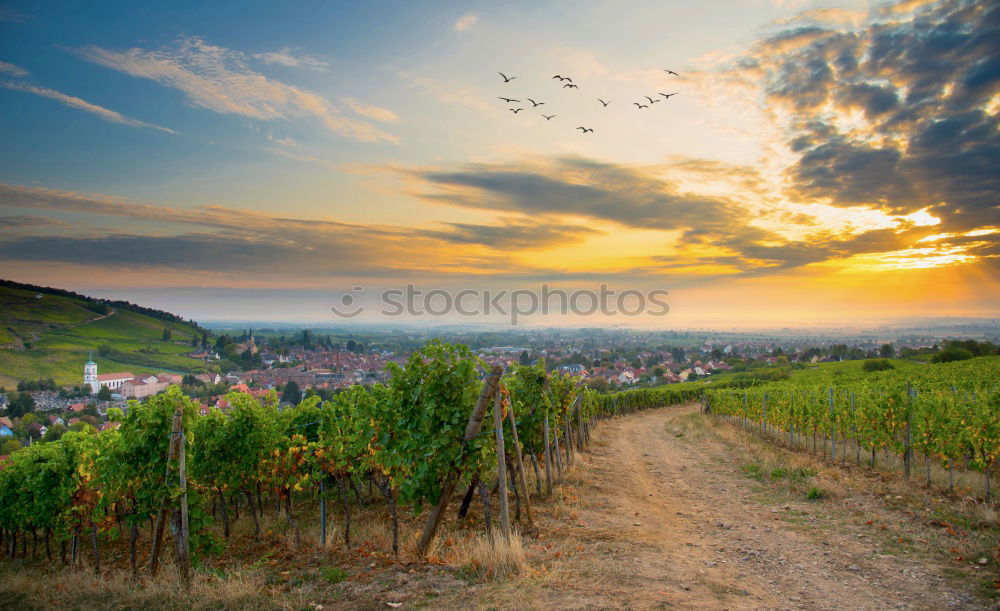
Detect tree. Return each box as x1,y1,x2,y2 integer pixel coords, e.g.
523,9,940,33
162,327,172,341
97,385,112,402
6,392,35,418
863,358,894,372
931,347,973,363
879,343,895,358
42,423,66,442
281,380,302,405
0,439,20,455
585,377,609,393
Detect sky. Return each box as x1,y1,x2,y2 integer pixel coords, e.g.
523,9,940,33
0,0,997,328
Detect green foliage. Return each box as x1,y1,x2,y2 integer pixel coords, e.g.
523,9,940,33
805,486,827,501
706,356,1000,477
281,380,302,405
1,439,21,455
97,385,112,401
932,347,973,363
6,392,35,418
382,340,485,508
862,359,895,372
320,566,348,584
0,338,706,567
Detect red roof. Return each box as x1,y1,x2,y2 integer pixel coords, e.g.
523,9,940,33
97,372,133,381
69,403,86,412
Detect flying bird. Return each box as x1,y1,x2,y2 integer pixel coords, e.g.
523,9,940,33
563,83,579,89
542,114,556,120
659,92,679,99
509,108,523,114
499,72,516,83
645,95,661,104
577,126,594,133
498,97,520,103
633,102,649,109
597,98,611,107
664,69,679,76
527,98,545,107
552,75,572,82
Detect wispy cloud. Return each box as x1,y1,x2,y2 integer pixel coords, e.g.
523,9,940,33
252,47,329,71
0,81,175,133
0,6,26,22
0,182,582,278
392,68,498,115
341,97,401,123
0,61,29,77
267,133,298,147
454,13,478,32
75,37,397,143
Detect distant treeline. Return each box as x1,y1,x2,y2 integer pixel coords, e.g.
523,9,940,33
1,279,208,334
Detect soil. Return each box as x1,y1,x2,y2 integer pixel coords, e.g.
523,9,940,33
426,404,993,609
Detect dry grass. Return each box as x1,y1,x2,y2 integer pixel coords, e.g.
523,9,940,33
450,530,527,579
0,564,270,610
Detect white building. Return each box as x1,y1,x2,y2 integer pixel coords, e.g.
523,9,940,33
84,352,133,394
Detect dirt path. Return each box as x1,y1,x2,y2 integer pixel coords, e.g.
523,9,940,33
456,404,984,610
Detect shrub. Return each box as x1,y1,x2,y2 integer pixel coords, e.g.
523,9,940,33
806,486,827,501
862,359,895,372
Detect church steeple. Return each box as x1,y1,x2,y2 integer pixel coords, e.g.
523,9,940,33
84,350,98,394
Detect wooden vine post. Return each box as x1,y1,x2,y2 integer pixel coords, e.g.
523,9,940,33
829,387,835,461
493,388,511,540
149,406,184,577
416,365,503,556
506,391,534,529
903,382,914,480
543,414,553,495
175,423,191,585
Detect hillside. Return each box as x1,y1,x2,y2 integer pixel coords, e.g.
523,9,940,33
0,281,212,387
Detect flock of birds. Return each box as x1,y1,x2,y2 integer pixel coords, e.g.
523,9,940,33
496,69,681,134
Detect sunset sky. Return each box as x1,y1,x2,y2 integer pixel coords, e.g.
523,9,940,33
0,0,997,327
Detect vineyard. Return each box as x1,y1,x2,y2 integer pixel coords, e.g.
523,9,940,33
0,340,700,580
704,357,1000,498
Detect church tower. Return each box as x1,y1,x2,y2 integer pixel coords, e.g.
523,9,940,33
84,351,98,394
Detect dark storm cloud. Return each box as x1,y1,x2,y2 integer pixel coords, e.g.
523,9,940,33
754,0,999,230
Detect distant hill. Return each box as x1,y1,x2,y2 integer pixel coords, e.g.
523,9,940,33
0,280,213,388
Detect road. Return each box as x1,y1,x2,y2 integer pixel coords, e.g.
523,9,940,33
458,404,981,609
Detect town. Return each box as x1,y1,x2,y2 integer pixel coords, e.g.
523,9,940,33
3,322,991,454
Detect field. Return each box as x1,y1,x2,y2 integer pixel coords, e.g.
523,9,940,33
0,285,208,386
1,347,997,608
2,404,997,609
